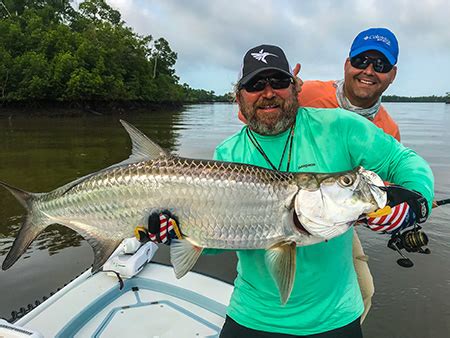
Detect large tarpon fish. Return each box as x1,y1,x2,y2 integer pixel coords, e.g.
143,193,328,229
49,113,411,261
0,120,387,303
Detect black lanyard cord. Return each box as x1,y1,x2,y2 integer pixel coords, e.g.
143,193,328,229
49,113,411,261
246,124,295,171
285,126,295,171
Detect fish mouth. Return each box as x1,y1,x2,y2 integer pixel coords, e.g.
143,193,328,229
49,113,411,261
359,168,387,208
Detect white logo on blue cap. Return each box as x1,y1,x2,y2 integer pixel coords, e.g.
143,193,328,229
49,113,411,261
251,49,278,64
363,34,391,46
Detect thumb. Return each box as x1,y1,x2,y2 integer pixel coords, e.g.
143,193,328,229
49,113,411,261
293,63,301,77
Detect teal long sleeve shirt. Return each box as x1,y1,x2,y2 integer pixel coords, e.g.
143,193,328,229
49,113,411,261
213,107,434,335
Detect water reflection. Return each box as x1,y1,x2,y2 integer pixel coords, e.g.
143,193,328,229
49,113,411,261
0,221,83,258
0,108,185,241
0,104,241,322
0,103,449,338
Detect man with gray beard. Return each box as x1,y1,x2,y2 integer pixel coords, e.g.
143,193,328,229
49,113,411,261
214,44,433,337
237,72,299,137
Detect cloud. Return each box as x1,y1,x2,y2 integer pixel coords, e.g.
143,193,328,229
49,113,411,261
107,0,450,96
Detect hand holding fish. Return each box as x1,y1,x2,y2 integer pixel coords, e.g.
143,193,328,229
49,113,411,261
134,211,180,244
363,180,429,234
365,202,415,234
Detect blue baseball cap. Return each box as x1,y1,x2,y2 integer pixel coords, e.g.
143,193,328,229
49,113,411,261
349,28,399,65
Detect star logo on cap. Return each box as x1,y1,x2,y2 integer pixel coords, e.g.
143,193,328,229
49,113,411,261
251,49,278,64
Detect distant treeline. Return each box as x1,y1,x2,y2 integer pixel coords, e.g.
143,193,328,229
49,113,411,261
0,0,228,110
382,95,449,103
181,85,233,103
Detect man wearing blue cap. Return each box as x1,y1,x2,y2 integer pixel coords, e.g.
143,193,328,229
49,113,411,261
298,27,400,140
297,28,404,324
240,28,400,139
236,28,407,324
141,41,433,337
216,42,433,338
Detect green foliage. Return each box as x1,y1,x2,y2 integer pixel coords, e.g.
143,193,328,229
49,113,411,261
0,0,182,105
79,0,122,26
0,46,13,99
0,0,229,106
181,84,233,103
11,51,50,99
66,67,103,100
382,95,448,103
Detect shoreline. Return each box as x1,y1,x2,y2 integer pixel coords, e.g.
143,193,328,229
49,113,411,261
0,100,443,117
0,100,235,117
0,100,185,117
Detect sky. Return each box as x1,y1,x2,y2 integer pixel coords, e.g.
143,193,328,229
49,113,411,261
106,0,450,96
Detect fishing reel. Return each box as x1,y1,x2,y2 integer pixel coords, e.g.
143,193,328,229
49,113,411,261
387,225,430,268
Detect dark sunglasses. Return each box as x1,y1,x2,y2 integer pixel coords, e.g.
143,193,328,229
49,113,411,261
350,54,394,73
240,76,293,92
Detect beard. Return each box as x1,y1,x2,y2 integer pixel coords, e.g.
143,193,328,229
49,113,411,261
240,89,299,135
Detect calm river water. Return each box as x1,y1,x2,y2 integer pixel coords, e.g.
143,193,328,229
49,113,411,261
0,103,449,337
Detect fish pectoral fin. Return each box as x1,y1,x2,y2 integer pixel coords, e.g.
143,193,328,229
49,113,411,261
87,237,123,273
170,239,203,279
265,241,297,305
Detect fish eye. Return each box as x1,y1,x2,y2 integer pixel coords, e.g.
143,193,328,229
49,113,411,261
338,174,355,187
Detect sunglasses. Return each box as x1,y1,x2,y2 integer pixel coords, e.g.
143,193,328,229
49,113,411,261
240,76,293,92
350,54,394,73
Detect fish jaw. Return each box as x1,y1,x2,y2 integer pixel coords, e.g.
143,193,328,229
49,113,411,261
359,167,387,209
296,216,354,240
293,167,387,240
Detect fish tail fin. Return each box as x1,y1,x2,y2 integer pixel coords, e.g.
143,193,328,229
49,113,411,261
2,216,50,270
0,181,50,270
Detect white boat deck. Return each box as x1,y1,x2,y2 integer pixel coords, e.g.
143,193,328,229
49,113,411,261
13,263,233,338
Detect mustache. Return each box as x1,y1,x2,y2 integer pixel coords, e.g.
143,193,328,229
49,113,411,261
256,98,283,108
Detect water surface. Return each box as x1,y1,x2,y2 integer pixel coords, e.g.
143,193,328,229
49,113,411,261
0,103,449,337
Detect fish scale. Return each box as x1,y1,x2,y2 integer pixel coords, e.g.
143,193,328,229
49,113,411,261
34,156,295,250
1,120,386,304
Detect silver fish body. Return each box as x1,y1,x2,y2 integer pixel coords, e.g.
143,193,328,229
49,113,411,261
38,157,302,250
1,120,387,304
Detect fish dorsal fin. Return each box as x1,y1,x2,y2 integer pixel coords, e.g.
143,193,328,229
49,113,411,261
60,120,169,195
170,239,203,279
119,120,168,164
265,241,297,305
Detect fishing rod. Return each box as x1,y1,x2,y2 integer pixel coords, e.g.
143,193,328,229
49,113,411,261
435,198,450,207
388,197,450,268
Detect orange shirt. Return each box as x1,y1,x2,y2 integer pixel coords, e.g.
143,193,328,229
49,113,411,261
299,80,401,141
